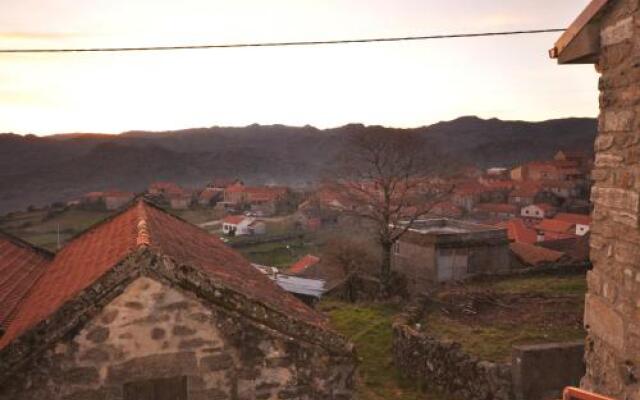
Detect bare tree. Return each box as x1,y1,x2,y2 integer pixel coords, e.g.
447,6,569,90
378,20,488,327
328,127,449,293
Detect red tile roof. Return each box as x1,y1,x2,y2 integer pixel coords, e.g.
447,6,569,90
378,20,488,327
555,213,592,226
510,242,566,266
289,255,321,275
535,219,576,234
222,215,247,225
0,200,326,349
496,219,537,244
0,232,52,333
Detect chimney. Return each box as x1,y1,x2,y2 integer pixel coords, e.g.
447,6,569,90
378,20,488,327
536,230,545,242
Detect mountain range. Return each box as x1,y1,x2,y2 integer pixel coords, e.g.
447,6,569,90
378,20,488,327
0,116,597,214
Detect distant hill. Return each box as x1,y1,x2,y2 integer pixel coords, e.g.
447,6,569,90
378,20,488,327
0,116,597,214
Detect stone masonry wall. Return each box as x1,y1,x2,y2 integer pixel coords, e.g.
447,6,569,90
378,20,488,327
392,308,513,400
587,0,640,398
0,277,354,400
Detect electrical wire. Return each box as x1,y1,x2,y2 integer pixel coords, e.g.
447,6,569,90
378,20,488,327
0,28,565,54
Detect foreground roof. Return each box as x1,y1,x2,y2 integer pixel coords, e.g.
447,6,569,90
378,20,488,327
0,200,329,350
0,232,52,334
510,242,566,266
549,0,611,64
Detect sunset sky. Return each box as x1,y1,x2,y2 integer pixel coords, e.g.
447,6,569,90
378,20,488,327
2,0,596,135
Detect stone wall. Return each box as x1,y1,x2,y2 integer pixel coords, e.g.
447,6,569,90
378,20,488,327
392,308,513,400
0,277,354,400
586,0,640,398
392,304,585,400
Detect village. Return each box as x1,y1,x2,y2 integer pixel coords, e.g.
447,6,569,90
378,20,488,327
0,148,594,399
3,1,640,399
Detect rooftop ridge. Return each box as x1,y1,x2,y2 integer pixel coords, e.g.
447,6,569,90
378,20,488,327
136,201,151,247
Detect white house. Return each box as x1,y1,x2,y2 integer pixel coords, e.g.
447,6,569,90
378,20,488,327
521,203,556,220
222,215,266,236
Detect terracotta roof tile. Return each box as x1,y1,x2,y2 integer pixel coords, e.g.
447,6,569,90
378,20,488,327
0,233,52,333
510,242,566,266
289,255,321,275
555,213,591,226
0,200,326,349
535,219,576,234
496,219,538,244
222,215,248,225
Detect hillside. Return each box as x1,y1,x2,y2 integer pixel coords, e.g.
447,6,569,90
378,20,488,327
0,116,596,214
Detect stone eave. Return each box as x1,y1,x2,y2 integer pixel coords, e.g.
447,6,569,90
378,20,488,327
0,248,353,383
549,0,611,64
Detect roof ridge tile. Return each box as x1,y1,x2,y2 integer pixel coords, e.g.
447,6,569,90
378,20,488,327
136,201,151,247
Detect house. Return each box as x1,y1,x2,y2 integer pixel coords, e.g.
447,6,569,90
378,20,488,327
223,182,246,204
167,192,192,210
474,203,518,219
207,178,242,191
554,150,589,169
197,188,221,207
103,191,135,211
391,219,510,295
508,185,541,207
81,191,134,211
521,203,557,220
221,215,266,236
534,219,577,242
554,213,591,236
0,231,52,335
148,181,182,195
496,219,538,244
540,180,580,199
288,254,321,276
549,1,640,397
0,200,355,399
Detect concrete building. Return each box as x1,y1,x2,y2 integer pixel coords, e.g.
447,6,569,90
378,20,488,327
550,1,640,397
0,200,355,399
392,219,510,296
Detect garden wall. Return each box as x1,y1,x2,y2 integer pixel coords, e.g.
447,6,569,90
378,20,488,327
392,304,585,400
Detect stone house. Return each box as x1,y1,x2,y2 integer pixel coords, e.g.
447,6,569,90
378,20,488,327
391,219,510,296
0,200,355,400
550,2,640,397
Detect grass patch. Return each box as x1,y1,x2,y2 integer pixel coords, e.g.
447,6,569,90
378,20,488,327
474,274,587,296
238,237,319,268
1,208,113,250
424,274,587,363
320,300,457,400
427,315,585,363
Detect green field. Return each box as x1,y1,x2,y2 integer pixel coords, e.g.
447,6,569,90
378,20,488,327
424,274,587,363
0,208,113,251
321,300,456,400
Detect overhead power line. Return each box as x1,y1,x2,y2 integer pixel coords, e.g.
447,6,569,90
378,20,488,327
0,28,565,54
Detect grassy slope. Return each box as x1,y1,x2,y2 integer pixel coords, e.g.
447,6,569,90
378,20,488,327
321,301,456,400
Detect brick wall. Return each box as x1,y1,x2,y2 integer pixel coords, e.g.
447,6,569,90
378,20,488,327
586,0,640,398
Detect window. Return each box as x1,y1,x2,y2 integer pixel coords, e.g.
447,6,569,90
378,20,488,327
124,376,188,400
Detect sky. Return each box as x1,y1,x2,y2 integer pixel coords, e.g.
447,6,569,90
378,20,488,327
1,0,597,135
